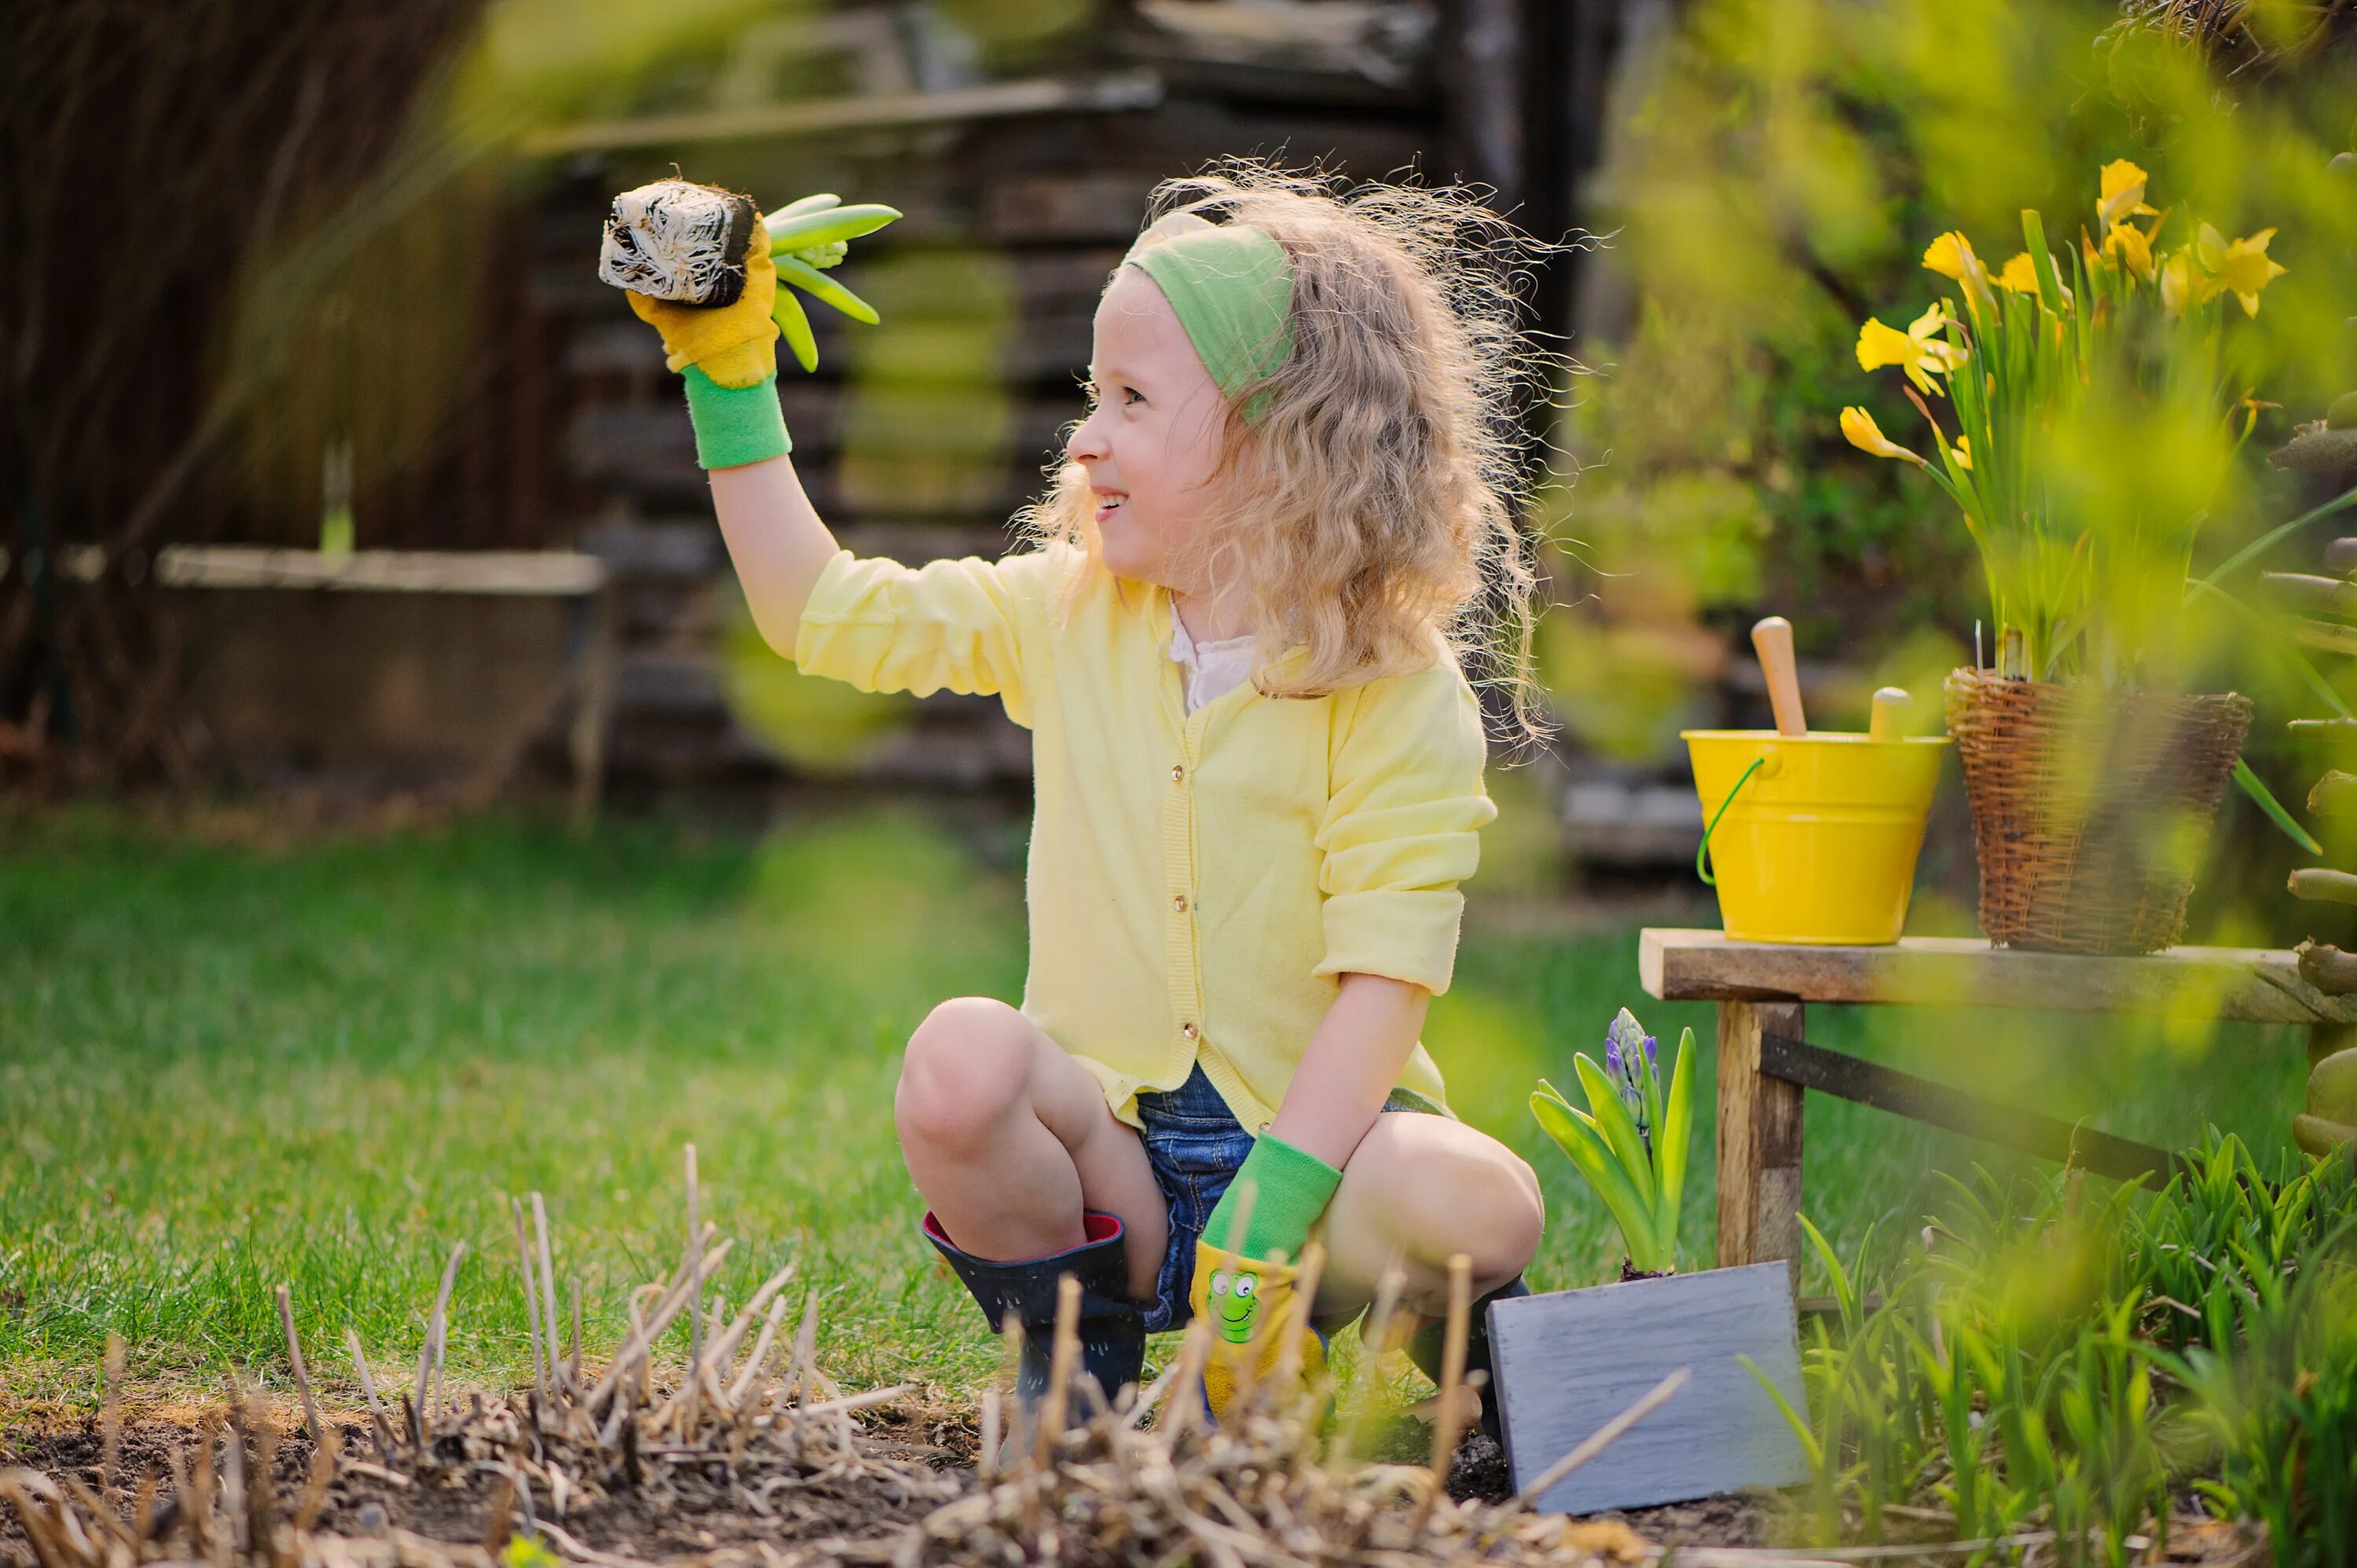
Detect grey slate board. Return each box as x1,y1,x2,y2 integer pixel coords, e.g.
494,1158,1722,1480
1488,1262,1810,1515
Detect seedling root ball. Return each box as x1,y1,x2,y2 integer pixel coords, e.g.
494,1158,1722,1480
598,179,760,308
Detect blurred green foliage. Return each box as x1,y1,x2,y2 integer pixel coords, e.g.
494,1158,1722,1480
1544,0,2357,759
1775,1137,2357,1562
838,247,1021,516
445,0,783,145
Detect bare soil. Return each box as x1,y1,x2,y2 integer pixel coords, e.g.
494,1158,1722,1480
1373,1418,1781,1549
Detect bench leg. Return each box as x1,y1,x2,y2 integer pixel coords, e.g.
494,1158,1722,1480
1715,999,1805,1277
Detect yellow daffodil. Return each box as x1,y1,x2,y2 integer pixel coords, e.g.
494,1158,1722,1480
1996,252,2040,293
1923,229,1999,323
1856,317,1913,369
2097,159,2157,229
2159,247,2190,317
2158,244,2221,319
1855,303,1969,397
1841,405,1928,467
1923,231,1999,298
2102,220,2156,282
1994,251,2071,308
2195,222,2286,317
1952,434,1973,471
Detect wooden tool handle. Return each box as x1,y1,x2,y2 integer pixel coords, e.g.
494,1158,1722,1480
1750,617,1807,737
2290,868,2357,907
1869,687,1909,742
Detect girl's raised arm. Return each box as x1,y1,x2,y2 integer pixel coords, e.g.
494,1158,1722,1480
706,455,842,658
618,224,841,655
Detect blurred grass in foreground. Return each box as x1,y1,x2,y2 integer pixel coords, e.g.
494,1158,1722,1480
0,807,2313,1412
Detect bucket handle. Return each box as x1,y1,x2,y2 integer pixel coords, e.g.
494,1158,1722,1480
1695,754,1768,888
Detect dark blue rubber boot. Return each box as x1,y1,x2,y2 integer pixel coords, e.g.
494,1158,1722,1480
923,1211,1147,1446
1409,1274,1531,1442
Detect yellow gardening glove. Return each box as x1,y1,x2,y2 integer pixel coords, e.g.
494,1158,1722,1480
627,225,779,390
1189,1242,1325,1416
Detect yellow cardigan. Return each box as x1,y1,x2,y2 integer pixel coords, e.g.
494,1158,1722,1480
792,543,1496,1132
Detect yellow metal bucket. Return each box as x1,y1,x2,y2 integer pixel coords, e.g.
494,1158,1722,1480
1684,731,1950,945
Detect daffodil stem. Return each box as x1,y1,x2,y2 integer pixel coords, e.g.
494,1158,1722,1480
2234,757,2322,855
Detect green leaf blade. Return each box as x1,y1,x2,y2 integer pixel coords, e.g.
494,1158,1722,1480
1571,1053,1658,1199
771,285,819,373
1530,1089,1664,1267
2234,757,2322,854
765,202,902,252
1654,1028,1697,1255
776,253,882,326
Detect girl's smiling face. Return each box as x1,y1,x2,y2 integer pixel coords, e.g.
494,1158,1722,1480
1065,266,1231,592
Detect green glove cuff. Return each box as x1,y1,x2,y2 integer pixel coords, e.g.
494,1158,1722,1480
1206,1134,1342,1261
683,366,793,470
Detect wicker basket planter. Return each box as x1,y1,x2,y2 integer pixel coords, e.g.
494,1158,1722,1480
1943,669,2253,954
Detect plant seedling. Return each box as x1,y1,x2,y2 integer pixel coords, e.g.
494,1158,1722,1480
1530,1007,1695,1276
597,179,902,372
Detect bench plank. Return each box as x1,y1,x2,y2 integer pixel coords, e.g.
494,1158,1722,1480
1640,929,2357,1025
159,546,607,597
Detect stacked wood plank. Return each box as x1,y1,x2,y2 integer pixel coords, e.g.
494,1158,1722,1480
541,1,1462,804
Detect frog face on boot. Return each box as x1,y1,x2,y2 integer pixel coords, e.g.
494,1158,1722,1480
1207,1267,1261,1344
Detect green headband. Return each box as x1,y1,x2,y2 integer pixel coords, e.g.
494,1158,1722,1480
1121,213,1295,419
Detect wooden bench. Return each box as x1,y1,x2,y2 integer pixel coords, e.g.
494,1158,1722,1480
1639,929,2357,1270
157,547,615,821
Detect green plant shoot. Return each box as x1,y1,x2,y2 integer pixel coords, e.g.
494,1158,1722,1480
1530,1008,1694,1275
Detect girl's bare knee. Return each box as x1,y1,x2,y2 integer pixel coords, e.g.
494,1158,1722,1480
895,997,1035,1155
1473,1155,1545,1288
1391,1132,1544,1288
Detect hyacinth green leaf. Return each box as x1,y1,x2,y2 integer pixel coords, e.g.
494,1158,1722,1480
1571,1051,1657,1198
1530,1083,1591,1153
1544,1066,1668,1268
775,253,882,326
1530,1086,1659,1262
1536,1081,1603,1138
1654,1027,1696,1252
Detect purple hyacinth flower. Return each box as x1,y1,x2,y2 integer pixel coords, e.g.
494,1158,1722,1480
1603,1007,1657,1155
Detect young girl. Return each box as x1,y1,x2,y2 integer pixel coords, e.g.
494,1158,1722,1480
625,160,1554,1431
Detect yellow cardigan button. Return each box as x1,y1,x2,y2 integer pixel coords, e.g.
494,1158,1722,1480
1171,894,1188,913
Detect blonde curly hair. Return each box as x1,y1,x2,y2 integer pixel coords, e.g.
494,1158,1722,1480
1017,158,1567,751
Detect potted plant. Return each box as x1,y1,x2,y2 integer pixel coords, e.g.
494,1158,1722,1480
1489,1008,1809,1514
1841,159,2312,953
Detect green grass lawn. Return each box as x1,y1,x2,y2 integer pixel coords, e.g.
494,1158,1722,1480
0,806,2315,1416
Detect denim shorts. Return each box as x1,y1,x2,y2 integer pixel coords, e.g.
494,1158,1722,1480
1131,1062,1442,1333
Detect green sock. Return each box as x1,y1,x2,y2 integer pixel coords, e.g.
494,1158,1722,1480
683,366,792,469
1204,1134,1342,1262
